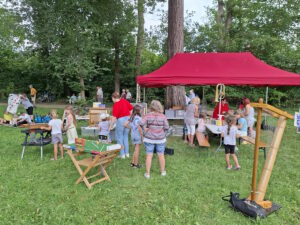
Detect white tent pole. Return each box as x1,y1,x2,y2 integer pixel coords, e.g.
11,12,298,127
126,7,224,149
143,88,146,102
265,86,269,104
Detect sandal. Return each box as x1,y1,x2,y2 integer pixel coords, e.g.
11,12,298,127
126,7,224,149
50,158,57,161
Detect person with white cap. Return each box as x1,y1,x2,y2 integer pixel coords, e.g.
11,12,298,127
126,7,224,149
98,113,111,142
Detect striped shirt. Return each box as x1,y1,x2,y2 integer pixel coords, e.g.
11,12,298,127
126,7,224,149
140,112,169,144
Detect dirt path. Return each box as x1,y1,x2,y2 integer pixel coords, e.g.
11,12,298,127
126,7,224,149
0,102,68,109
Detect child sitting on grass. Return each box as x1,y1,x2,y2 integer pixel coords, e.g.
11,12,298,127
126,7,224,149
125,105,143,168
43,110,63,160
98,113,111,143
221,115,241,170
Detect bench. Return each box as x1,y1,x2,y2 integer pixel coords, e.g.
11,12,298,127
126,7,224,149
240,136,269,159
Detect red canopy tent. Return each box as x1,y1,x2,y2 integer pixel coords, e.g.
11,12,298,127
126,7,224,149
136,52,300,87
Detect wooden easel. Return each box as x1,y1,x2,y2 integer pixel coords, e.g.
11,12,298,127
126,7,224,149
249,98,293,208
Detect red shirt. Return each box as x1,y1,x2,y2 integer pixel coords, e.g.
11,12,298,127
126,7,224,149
112,99,133,119
212,102,229,120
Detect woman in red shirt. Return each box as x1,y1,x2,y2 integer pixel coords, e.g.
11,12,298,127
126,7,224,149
212,98,229,120
110,92,133,158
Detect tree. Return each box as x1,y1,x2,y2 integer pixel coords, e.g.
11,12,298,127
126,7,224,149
165,0,186,109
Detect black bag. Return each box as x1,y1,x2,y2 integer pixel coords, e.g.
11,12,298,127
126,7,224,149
222,192,267,219
153,146,174,155
164,147,174,155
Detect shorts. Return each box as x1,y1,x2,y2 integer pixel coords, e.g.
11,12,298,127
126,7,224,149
26,107,33,116
131,133,142,145
224,145,235,154
52,133,63,144
186,124,196,135
131,136,142,145
183,124,188,134
144,142,165,155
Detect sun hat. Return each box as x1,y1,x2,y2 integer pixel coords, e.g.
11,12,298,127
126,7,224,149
100,113,109,120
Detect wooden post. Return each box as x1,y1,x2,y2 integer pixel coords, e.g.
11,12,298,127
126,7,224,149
251,98,263,200
254,116,287,202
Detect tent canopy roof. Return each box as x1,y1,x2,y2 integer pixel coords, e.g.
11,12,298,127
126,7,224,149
136,52,300,88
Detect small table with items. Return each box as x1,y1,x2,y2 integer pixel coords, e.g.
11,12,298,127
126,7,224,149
20,123,51,160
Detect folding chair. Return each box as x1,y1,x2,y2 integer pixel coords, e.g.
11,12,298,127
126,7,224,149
65,138,121,189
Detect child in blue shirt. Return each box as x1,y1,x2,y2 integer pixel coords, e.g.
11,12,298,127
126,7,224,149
125,105,143,168
234,110,248,137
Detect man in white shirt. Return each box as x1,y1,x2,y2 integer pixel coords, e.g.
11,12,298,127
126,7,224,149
126,89,132,102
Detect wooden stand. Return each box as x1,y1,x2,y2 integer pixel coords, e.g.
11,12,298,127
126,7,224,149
65,138,121,189
249,98,293,208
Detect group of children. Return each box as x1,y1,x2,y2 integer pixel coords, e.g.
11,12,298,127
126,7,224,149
42,106,78,160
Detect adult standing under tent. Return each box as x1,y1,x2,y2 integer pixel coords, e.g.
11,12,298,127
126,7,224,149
243,98,255,137
20,94,34,120
110,92,133,159
213,98,230,120
189,89,195,100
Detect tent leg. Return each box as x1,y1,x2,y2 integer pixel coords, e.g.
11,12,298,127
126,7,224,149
143,88,146,103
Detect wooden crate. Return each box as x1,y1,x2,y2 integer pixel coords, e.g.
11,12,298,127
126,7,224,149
89,108,108,127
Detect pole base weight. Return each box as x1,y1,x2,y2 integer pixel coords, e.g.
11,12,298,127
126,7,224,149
222,192,281,219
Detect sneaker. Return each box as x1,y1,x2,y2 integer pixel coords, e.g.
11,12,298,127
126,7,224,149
227,166,232,170
120,155,125,159
125,153,130,158
130,163,135,167
144,173,150,179
235,166,241,170
161,171,166,176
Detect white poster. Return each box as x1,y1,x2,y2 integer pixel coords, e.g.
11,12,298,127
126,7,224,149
6,94,20,115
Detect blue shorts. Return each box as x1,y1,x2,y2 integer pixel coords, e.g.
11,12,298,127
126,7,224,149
131,132,142,144
144,142,165,155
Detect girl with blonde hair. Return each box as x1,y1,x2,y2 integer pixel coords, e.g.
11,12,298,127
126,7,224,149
62,105,78,144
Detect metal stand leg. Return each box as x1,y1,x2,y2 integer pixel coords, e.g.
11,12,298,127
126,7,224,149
21,146,25,160
41,146,43,160
214,136,223,156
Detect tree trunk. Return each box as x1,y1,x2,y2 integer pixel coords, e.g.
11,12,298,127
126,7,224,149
225,2,233,48
79,73,86,100
165,0,186,109
114,40,120,93
217,0,225,52
135,0,145,76
135,0,145,102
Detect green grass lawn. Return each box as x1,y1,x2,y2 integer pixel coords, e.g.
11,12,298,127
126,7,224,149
0,105,299,225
